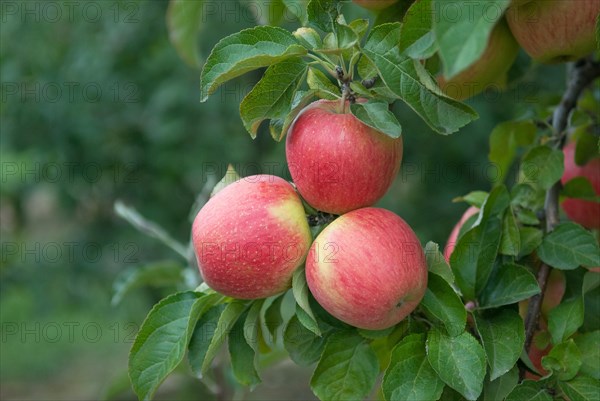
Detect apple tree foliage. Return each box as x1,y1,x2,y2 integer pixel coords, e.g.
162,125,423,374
116,1,600,400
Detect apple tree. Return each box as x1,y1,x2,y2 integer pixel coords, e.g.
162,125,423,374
116,1,600,400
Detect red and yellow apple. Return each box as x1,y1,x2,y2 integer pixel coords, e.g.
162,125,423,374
305,207,427,330
519,269,566,321
192,175,312,299
525,330,551,380
506,0,600,63
286,100,403,215
561,141,600,229
438,18,519,100
352,0,399,11
443,206,480,261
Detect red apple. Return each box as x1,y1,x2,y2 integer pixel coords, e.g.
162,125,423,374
305,207,427,330
192,175,312,299
352,0,399,11
561,142,600,229
506,0,600,63
525,331,551,380
438,18,519,100
443,206,480,261
286,100,403,215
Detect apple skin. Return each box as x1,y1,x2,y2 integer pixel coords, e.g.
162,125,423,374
286,100,403,215
438,18,519,100
305,207,427,330
192,175,312,299
561,142,600,229
352,0,399,10
443,206,480,261
506,0,600,63
525,333,551,380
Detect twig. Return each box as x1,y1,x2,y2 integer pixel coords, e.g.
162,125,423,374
522,58,600,364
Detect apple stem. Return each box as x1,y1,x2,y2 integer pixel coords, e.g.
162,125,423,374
521,57,600,379
307,212,337,227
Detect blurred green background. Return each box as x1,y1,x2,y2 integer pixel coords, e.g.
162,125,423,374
1,1,566,400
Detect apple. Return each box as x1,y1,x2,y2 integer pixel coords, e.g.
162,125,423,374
561,141,600,229
352,0,399,11
443,206,480,261
438,18,519,100
286,100,403,215
506,0,600,63
525,330,551,380
305,207,427,330
192,174,312,299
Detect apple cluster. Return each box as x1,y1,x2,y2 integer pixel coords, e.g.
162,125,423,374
192,100,427,330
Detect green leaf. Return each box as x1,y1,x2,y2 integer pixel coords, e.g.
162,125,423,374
166,0,203,68
357,326,395,340
129,292,216,401
348,18,370,39
421,273,466,337
307,67,339,99
474,310,524,380
488,121,537,185
574,331,600,379
500,207,521,256
575,128,600,166
426,329,487,400
520,145,565,190
434,1,511,78
399,0,437,59
511,182,544,211
479,264,540,308
292,268,320,336
541,339,581,381
450,215,502,300
283,0,308,24
537,223,600,270
263,293,285,340
350,99,402,139
296,304,321,337
382,333,445,401
548,297,584,345
453,191,488,208
194,300,248,375
111,261,184,306
210,164,241,197
562,177,600,202
276,89,320,141
284,315,329,366
244,299,265,352
481,185,511,219
200,26,306,102
293,27,322,49
188,303,226,375
425,241,454,284
518,227,543,259
558,375,600,401
311,331,379,401
239,57,308,138
483,367,518,401
505,380,552,401
362,23,477,135
307,0,341,32
229,312,261,387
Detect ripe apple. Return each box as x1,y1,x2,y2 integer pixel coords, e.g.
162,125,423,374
305,207,427,330
192,174,312,299
352,0,399,11
506,0,600,63
286,100,403,215
443,206,480,261
438,18,519,100
561,142,600,229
